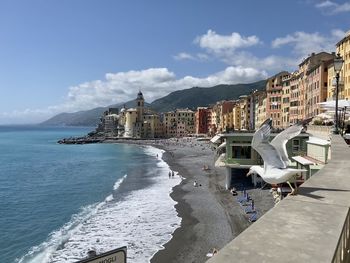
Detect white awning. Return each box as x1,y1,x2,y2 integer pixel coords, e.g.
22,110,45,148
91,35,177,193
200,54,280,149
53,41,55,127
217,141,226,150
292,156,315,166
210,134,222,143
318,100,350,109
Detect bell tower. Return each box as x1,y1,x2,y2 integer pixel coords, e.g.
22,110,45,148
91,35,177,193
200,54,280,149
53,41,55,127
136,90,144,122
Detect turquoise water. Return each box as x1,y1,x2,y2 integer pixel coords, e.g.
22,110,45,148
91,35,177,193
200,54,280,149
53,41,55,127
0,126,181,263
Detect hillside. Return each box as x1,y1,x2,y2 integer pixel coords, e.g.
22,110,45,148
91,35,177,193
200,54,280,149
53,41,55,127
41,100,144,127
41,80,266,126
150,80,266,112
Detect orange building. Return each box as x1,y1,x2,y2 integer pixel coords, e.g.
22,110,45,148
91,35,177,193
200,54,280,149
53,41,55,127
266,71,290,129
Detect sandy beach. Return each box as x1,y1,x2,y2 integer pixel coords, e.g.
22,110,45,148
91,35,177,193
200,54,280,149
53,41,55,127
111,137,274,263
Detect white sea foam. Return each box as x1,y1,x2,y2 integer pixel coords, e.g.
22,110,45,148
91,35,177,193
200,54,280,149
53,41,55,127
113,174,127,190
18,146,181,263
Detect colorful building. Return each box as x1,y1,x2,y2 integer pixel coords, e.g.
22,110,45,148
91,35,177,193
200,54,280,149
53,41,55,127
239,96,250,130
266,72,290,129
281,74,291,128
336,30,350,100
164,109,195,138
303,52,334,119
195,107,211,134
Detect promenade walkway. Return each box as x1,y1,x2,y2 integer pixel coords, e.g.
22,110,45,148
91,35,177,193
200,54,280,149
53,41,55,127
208,135,350,263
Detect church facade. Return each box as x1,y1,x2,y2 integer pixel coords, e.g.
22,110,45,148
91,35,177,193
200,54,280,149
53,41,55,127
97,91,163,139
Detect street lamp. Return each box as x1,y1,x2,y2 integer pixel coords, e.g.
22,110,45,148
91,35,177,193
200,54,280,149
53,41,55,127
334,54,344,134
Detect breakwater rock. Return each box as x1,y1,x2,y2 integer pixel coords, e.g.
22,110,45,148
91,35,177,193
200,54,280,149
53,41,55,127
57,137,103,144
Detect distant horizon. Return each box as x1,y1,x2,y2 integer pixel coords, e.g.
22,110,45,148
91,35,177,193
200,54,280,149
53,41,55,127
1,0,349,124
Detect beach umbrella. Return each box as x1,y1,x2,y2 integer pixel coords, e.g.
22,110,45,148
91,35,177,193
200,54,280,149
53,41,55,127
315,112,333,120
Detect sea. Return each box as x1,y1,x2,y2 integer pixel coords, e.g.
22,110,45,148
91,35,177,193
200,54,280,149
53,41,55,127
0,126,181,263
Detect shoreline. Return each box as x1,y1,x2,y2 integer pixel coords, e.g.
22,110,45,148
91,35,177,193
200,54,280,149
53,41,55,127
109,137,275,262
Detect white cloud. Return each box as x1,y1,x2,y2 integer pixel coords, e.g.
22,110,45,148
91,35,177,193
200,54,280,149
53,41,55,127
173,52,209,61
65,67,266,109
182,30,296,72
315,0,337,8
0,67,267,124
315,0,350,14
173,52,195,61
195,30,261,53
271,30,345,57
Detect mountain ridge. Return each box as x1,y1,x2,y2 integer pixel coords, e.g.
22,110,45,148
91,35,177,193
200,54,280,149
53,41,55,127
41,80,266,126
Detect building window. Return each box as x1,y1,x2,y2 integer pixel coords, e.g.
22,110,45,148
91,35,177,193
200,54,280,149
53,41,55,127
292,139,300,153
232,146,252,159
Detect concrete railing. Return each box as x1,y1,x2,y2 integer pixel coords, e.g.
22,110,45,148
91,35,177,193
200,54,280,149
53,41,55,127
207,135,350,263
307,125,332,140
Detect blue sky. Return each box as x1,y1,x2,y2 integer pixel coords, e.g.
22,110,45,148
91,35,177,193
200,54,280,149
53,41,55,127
0,0,349,124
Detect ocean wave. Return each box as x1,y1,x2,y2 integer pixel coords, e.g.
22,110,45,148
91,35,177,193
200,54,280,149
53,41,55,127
17,146,182,263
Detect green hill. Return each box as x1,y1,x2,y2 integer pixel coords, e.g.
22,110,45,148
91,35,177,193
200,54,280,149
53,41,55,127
149,80,266,111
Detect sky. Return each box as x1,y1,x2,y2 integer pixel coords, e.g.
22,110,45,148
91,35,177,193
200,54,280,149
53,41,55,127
0,0,349,124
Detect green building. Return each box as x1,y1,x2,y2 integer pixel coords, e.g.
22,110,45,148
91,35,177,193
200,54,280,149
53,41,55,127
215,132,310,189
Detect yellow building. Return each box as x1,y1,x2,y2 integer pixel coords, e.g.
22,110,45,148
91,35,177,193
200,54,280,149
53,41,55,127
164,111,176,138
176,109,195,137
336,30,350,100
232,104,241,131
255,93,267,128
289,73,301,125
239,95,250,130
281,74,291,128
327,64,336,100
164,109,195,138
222,111,234,132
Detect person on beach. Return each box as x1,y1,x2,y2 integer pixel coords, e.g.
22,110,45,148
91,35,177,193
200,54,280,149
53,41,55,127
194,180,198,187
172,171,175,177
169,171,171,178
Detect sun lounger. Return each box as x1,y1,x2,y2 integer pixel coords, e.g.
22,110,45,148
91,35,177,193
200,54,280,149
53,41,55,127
237,194,250,203
244,205,255,214
239,201,251,208
248,212,258,222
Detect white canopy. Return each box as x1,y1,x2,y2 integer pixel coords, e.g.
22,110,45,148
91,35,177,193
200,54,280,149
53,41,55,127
217,141,226,151
210,134,222,144
318,100,350,109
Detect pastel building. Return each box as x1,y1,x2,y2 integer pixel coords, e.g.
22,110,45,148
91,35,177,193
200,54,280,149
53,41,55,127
164,109,195,138
303,52,334,119
336,30,350,100
232,104,241,131
266,72,290,129
281,74,291,128
238,96,250,130
255,91,267,129
251,90,266,130
289,73,301,125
